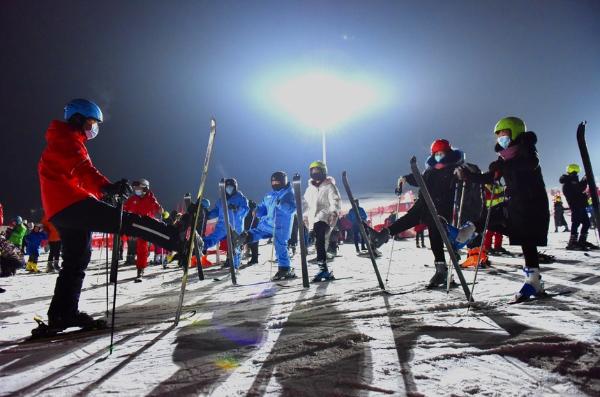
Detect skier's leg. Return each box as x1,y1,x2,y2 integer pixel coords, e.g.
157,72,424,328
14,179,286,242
371,206,420,248
567,208,583,249
47,227,92,327
51,198,183,251
515,243,544,301
136,239,149,278
578,208,591,246
352,227,360,252
313,221,330,262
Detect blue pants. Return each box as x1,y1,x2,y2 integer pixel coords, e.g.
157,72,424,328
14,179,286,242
248,226,290,269
203,230,241,268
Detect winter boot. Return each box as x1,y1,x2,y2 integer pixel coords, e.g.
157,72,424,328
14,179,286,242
45,262,55,273
578,233,598,250
25,261,35,272
514,267,545,303
566,233,587,251
272,267,297,281
427,261,448,288
312,262,334,282
461,247,489,268
369,228,390,249
135,268,144,283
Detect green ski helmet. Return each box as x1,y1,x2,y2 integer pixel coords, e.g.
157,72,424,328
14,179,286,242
494,116,527,140
566,163,581,174
309,160,327,174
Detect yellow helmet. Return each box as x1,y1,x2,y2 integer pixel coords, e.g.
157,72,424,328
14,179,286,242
566,163,581,174
494,116,527,140
309,160,327,174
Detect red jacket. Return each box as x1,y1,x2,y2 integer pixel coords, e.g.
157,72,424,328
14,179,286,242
38,120,111,219
124,191,161,218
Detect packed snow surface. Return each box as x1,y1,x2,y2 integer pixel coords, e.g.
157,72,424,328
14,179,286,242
1,222,600,396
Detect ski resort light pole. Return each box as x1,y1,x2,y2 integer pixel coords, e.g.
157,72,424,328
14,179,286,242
267,70,381,165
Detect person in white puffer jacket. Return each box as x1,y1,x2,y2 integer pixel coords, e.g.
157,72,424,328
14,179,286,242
302,161,342,281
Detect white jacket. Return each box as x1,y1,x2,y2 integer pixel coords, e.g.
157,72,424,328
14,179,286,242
303,176,342,227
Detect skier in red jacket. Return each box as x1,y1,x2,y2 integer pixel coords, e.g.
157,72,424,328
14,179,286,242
124,179,163,282
38,98,189,332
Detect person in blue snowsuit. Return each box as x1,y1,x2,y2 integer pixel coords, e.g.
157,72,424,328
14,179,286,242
348,199,367,253
244,171,296,280
25,224,48,273
203,178,249,269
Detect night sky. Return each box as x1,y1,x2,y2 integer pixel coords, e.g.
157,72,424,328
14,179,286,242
1,0,599,221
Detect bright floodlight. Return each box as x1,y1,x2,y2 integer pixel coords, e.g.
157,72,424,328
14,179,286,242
269,71,380,131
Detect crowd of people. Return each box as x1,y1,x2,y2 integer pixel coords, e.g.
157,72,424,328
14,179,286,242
1,98,599,327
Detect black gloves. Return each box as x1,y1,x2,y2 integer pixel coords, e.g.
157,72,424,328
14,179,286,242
103,179,133,199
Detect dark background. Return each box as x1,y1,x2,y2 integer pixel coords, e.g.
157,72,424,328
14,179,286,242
1,0,599,221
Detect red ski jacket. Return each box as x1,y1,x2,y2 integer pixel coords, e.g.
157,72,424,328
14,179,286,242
38,120,111,219
124,191,162,218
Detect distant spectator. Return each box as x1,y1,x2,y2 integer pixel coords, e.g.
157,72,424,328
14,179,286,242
25,224,47,273
0,234,24,277
42,216,62,272
8,216,27,249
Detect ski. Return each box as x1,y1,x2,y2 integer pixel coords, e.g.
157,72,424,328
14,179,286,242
409,156,472,302
219,178,238,285
31,315,108,341
174,118,216,326
292,173,310,288
341,171,386,290
576,121,600,235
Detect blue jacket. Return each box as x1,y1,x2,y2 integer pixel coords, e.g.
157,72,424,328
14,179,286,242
207,191,249,235
347,206,367,227
255,183,296,239
25,231,47,255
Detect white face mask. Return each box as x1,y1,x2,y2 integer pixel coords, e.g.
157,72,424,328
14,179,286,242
497,135,511,149
134,189,144,197
434,153,445,163
85,123,99,140
225,186,235,195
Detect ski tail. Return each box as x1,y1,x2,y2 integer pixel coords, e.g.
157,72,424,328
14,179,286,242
577,121,600,235
219,179,238,285
341,171,385,290
175,118,217,326
409,157,472,302
292,173,310,288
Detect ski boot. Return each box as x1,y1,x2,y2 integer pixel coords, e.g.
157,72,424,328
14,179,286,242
369,228,390,249
272,267,297,281
45,263,55,273
312,262,334,282
427,261,448,289
581,241,599,250
230,230,248,251
134,268,144,283
566,242,588,251
513,267,545,303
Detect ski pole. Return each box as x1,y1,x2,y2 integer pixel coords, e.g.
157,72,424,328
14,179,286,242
466,181,497,314
109,194,125,354
385,180,403,284
456,181,467,228
451,182,460,227
269,210,277,280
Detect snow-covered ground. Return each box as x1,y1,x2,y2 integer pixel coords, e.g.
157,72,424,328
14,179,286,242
1,227,600,396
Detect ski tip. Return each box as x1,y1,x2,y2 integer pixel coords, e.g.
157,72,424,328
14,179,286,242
342,170,347,178
210,118,216,128
293,173,301,181
410,156,417,164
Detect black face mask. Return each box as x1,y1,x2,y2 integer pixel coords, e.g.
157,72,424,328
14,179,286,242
311,172,325,182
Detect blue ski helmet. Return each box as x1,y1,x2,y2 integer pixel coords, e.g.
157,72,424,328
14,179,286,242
64,99,103,123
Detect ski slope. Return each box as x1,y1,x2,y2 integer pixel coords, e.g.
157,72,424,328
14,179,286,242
1,222,599,396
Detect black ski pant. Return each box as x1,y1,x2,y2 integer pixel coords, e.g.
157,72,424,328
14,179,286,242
388,206,445,263
352,226,366,251
48,241,61,265
570,207,590,242
48,198,180,322
416,231,425,247
313,221,330,262
470,204,540,269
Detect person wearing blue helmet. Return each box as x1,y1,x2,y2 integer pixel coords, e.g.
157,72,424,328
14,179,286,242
37,99,193,334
